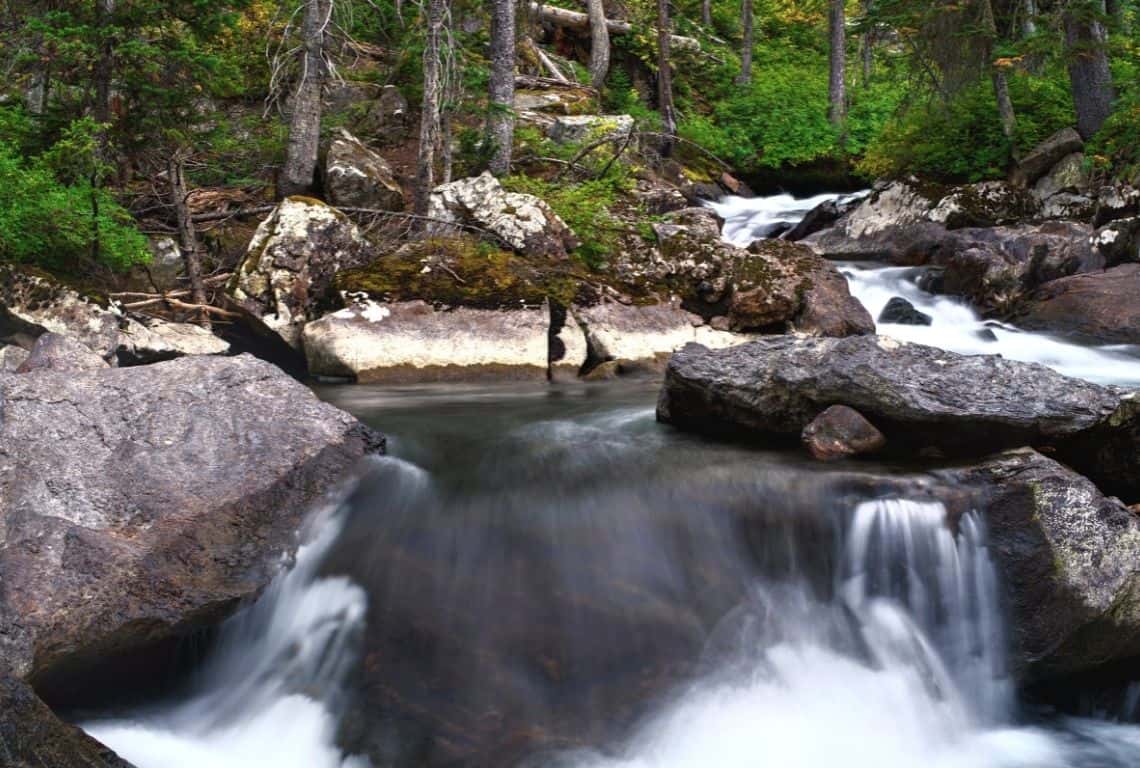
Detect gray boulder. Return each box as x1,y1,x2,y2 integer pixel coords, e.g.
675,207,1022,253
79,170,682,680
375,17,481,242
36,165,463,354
324,129,404,211
1033,152,1089,200
1017,263,1140,346
0,344,29,371
656,335,1140,500
0,353,383,692
115,316,231,366
548,114,635,145
0,265,120,361
1093,216,1140,267
1094,184,1140,226
937,449,1140,680
228,196,371,348
927,181,1040,229
427,172,579,258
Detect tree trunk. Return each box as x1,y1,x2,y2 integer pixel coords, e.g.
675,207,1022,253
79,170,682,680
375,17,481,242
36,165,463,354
488,0,516,176
828,0,847,126
656,0,676,157
702,0,712,25
980,0,1018,158
1063,2,1115,140
860,0,873,85
280,0,329,198
587,0,611,88
737,0,753,84
168,152,211,329
1022,0,1038,36
94,0,115,126
414,0,447,220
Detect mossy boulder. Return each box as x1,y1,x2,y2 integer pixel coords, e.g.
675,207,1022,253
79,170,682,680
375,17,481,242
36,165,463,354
324,129,404,211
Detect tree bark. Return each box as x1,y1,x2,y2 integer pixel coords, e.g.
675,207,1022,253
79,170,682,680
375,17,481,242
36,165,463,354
860,0,873,85
488,0,516,176
280,0,329,198
657,0,676,157
587,0,611,88
737,0,753,84
168,151,210,328
702,0,712,25
828,0,847,126
93,0,115,126
1022,0,1038,36
980,0,1018,159
1063,2,1115,140
414,0,447,220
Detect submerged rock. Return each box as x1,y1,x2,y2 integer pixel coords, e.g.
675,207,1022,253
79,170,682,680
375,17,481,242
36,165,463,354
0,353,383,694
656,335,1140,500
801,405,886,460
228,197,371,349
877,296,932,326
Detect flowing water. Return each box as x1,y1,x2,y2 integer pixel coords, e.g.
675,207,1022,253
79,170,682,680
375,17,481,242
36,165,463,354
80,193,1140,767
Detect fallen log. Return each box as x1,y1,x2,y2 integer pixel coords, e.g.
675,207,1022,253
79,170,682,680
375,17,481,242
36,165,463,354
527,2,701,51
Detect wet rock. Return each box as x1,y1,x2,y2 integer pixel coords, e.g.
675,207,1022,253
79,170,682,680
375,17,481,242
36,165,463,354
0,265,120,361
927,181,1040,229
1013,128,1084,186
324,129,404,211
801,405,886,461
936,449,1140,680
1033,153,1089,200
227,197,371,349
0,676,131,767
1017,264,1140,345
784,197,854,242
115,316,231,366
303,298,556,382
16,332,108,373
656,335,1140,500
427,172,578,259
877,296,932,326
0,354,383,693
548,114,635,145
974,328,999,342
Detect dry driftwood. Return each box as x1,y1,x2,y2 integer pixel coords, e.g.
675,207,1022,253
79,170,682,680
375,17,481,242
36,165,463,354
526,2,701,51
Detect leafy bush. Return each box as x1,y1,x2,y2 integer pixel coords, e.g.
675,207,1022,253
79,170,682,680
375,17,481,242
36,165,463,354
0,117,149,273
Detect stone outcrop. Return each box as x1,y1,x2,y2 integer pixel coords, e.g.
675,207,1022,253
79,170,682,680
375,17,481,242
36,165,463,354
0,354,383,688
427,172,578,258
927,181,1039,229
0,266,121,361
1033,153,1088,200
936,449,1140,680
303,298,557,382
1017,263,1140,345
324,129,404,211
1094,184,1140,227
228,197,371,348
656,335,1140,500
801,405,886,461
115,317,232,366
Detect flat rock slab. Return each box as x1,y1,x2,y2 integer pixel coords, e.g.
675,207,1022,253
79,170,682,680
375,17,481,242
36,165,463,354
657,335,1140,500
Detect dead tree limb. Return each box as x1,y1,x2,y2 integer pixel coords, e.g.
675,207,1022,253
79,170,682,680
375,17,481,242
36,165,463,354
526,2,700,51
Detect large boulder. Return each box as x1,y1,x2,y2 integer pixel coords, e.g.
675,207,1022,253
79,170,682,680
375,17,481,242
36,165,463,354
932,221,1098,313
0,676,131,767
115,316,231,366
1033,152,1089,200
936,449,1140,680
0,354,384,699
324,129,404,211
548,114,635,145
1093,184,1140,227
653,208,873,336
1093,217,1140,267
1013,127,1084,186
228,197,371,348
927,181,1040,229
427,172,578,258
1017,263,1140,345
303,298,557,382
656,335,1140,500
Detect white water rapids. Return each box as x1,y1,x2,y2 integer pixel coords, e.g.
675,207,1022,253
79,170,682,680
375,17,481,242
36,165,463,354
77,192,1140,768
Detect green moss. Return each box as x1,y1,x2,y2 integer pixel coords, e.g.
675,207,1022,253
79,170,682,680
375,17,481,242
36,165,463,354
335,236,591,309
